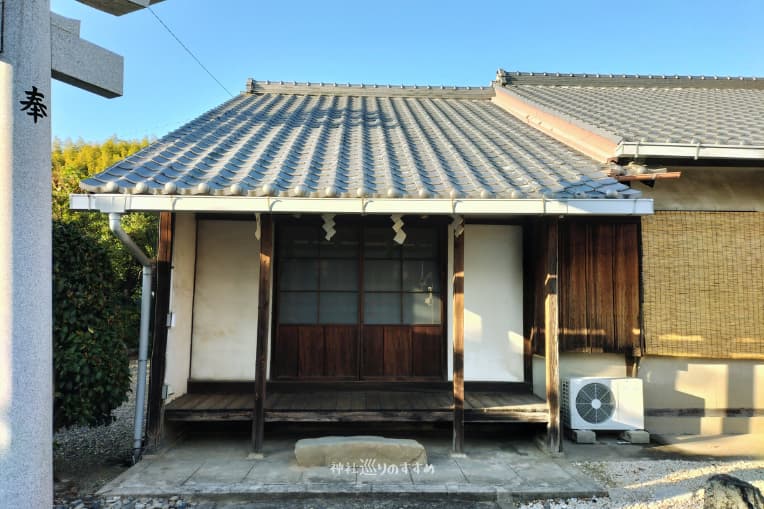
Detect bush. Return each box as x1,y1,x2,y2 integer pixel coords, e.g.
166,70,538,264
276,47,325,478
51,137,156,430
52,220,131,430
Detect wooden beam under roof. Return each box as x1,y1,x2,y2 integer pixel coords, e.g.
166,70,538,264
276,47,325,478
612,172,682,182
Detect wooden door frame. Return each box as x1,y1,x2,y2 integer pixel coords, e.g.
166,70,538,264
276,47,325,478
269,215,449,382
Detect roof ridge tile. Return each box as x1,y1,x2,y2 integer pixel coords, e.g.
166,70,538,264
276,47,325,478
247,79,494,99
495,69,764,89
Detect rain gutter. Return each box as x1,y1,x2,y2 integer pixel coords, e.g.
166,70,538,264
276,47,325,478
615,141,764,160
108,212,152,463
72,195,654,216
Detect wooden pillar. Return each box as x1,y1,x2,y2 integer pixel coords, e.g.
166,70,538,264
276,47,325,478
522,223,534,385
545,219,561,454
252,215,273,454
452,228,465,454
146,212,174,448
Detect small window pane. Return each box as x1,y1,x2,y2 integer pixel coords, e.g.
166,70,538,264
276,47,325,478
402,260,441,292
402,227,437,258
364,226,401,258
320,259,358,291
319,292,358,324
280,225,320,257
364,293,401,324
320,225,359,258
364,260,401,291
279,292,318,324
403,292,441,325
279,259,318,290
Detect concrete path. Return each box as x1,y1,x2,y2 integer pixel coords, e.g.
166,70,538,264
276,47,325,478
98,434,605,504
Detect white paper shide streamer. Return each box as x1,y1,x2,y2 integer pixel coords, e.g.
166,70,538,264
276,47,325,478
254,213,262,240
391,214,406,245
451,215,464,238
322,213,336,241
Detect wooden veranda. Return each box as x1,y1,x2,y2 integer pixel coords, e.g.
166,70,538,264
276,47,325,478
164,383,549,424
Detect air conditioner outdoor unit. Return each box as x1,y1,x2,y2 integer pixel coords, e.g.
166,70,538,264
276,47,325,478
562,377,644,431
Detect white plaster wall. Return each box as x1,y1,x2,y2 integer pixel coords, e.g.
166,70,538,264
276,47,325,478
190,220,260,380
640,356,764,433
639,357,764,409
163,214,196,402
531,353,764,433
532,353,627,399
462,225,524,381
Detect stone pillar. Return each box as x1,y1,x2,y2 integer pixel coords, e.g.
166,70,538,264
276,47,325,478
0,1,53,507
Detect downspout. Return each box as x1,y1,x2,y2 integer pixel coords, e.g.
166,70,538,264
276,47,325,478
108,213,153,463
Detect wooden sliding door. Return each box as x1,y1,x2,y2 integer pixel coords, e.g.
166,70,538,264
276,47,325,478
272,218,445,381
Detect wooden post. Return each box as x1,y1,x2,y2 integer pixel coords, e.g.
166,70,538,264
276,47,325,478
452,228,465,454
146,212,174,448
522,223,534,385
252,215,273,454
545,219,561,454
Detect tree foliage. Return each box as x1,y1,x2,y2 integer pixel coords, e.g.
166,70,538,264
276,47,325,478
52,137,157,430
53,221,131,429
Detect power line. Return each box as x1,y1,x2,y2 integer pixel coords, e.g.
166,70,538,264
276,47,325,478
147,7,234,98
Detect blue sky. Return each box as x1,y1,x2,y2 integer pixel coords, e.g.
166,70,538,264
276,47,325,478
51,0,764,142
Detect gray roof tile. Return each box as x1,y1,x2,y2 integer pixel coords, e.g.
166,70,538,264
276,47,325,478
498,70,764,147
81,81,636,200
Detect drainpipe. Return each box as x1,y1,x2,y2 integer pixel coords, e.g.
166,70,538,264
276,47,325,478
108,213,153,463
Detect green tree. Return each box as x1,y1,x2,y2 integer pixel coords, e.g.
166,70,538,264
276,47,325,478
52,137,157,430
53,221,131,429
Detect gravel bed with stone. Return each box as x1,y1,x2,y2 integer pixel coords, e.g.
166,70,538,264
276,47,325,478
518,459,764,508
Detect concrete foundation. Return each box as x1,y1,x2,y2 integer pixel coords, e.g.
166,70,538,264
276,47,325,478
619,430,651,444
570,429,597,444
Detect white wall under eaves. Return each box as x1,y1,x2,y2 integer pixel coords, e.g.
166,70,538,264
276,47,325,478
458,224,525,382
190,219,261,380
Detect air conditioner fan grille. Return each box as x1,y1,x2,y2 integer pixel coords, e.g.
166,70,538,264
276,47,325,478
575,382,615,424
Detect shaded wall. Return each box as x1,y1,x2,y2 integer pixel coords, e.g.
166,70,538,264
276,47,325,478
163,213,196,402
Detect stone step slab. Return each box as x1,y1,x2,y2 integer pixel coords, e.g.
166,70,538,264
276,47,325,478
294,436,427,467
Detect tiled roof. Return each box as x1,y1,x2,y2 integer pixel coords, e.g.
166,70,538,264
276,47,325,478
80,80,637,200
497,70,764,147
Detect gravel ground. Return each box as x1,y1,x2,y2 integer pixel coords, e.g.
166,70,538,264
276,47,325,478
52,362,764,508
518,459,764,508
53,361,141,505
